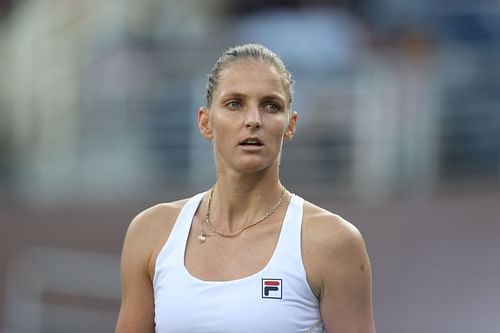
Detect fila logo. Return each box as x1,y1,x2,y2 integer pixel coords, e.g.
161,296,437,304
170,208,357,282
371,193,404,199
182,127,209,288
262,278,282,299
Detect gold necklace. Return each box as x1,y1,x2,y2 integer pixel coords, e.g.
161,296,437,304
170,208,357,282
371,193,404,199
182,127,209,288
197,186,288,243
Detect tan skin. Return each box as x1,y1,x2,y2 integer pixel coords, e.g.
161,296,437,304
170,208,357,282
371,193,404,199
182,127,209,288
115,60,376,333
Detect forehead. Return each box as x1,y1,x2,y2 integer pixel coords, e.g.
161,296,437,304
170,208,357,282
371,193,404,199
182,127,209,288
214,61,287,100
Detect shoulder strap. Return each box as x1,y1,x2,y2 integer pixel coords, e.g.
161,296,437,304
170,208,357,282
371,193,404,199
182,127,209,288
156,192,206,266
268,193,304,267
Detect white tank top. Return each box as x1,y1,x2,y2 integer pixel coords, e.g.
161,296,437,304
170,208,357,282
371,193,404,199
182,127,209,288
153,192,324,333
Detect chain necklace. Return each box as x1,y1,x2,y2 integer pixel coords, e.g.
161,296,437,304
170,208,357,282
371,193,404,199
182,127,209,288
197,186,288,243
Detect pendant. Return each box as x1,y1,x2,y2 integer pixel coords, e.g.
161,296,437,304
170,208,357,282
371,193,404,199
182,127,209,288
198,233,206,243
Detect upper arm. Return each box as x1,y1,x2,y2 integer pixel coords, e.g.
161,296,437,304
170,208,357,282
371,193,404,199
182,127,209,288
115,211,157,333
303,206,376,333
320,223,375,333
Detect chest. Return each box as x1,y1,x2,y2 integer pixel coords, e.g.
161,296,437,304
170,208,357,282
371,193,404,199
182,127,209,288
184,211,285,281
152,195,324,332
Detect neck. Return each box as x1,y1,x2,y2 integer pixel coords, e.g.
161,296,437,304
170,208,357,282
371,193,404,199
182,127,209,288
209,168,285,234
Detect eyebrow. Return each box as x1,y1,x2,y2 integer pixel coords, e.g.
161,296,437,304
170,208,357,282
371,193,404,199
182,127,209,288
219,92,247,100
219,92,286,102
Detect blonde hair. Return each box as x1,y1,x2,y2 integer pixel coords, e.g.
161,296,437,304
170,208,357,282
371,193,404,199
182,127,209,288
206,44,294,108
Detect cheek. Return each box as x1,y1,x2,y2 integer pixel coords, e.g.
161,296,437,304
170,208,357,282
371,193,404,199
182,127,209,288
210,120,234,146
274,117,289,135
211,120,229,138
212,111,241,133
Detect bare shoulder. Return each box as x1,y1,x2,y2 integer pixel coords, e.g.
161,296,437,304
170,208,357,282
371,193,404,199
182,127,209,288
301,201,376,331
116,198,192,333
122,198,191,278
301,200,370,298
127,198,189,236
302,200,365,251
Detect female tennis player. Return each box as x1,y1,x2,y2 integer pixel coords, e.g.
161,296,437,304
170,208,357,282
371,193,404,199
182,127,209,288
115,43,376,333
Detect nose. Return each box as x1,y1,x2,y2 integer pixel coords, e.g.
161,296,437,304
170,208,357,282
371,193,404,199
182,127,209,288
244,105,262,129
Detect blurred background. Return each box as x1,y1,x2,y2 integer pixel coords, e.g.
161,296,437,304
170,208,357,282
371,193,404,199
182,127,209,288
0,0,499,332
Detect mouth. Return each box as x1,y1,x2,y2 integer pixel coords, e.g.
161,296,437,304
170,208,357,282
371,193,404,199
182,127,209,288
239,137,264,147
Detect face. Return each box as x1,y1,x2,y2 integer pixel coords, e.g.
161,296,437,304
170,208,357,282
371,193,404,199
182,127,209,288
198,60,297,174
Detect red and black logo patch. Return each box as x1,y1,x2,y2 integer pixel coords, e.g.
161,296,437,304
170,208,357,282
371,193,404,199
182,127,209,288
262,278,282,299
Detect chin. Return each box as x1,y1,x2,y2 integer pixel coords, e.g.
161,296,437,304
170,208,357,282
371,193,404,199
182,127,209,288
215,153,279,175
235,157,277,174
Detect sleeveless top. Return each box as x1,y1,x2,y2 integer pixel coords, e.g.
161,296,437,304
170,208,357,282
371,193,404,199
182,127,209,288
153,192,324,333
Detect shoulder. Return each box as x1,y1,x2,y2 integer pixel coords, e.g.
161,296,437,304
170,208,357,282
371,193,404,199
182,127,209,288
302,200,364,251
121,198,191,278
301,200,376,331
115,198,192,332
301,200,369,296
126,198,189,240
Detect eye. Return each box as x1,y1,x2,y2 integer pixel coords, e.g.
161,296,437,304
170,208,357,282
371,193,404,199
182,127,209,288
264,102,281,113
226,100,242,110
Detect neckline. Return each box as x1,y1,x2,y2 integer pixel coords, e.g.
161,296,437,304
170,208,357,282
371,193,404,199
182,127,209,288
181,192,298,285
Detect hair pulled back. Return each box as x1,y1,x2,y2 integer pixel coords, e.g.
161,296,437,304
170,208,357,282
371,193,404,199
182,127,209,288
206,44,294,108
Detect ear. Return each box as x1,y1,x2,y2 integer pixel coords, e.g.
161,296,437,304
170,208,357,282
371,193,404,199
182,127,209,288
198,107,213,140
283,111,298,142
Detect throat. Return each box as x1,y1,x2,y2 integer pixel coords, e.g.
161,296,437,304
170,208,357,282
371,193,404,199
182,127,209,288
202,186,289,240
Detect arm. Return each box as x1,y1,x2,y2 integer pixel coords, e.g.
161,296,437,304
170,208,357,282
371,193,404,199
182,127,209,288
115,213,156,333
320,220,375,333
303,206,376,333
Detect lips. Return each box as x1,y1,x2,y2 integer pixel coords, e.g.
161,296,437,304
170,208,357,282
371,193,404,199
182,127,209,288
239,137,264,146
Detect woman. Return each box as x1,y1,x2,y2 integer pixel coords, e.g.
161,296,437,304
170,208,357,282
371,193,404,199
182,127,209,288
115,44,376,333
